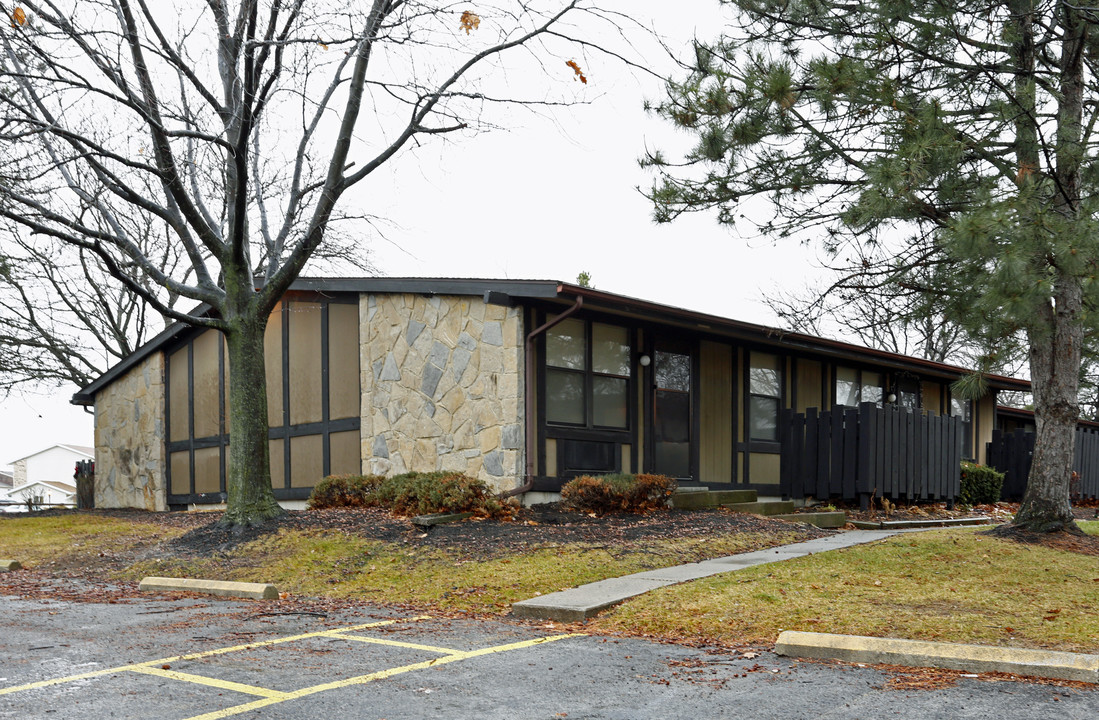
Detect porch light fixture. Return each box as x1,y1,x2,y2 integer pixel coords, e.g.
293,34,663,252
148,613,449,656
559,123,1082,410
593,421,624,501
639,354,651,367
887,392,897,403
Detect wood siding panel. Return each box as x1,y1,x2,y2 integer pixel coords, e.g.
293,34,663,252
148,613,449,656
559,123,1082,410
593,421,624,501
328,303,360,420
169,451,190,496
330,430,361,476
923,383,942,415
289,302,323,425
269,439,285,489
290,434,323,488
168,347,189,442
796,360,822,413
264,304,284,427
699,341,733,484
193,446,220,494
192,330,221,439
977,395,995,464
749,452,781,487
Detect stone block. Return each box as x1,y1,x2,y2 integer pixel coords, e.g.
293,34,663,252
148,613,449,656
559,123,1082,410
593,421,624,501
482,321,503,346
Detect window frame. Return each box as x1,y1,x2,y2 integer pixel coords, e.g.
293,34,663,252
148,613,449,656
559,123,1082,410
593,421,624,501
747,351,783,445
543,317,633,433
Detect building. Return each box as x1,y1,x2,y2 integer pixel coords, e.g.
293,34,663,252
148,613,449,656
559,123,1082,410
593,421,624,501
1,444,90,511
72,278,1028,511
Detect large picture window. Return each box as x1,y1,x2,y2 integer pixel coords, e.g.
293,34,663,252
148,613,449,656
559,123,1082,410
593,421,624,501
749,352,782,441
545,318,630,429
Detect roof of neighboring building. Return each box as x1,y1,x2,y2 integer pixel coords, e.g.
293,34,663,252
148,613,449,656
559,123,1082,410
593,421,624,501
73,277,1031,404
996,405,1099,430
3,479,76,496
7,443,95,465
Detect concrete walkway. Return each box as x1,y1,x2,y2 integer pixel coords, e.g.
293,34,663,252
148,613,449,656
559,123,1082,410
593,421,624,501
512,529,910,622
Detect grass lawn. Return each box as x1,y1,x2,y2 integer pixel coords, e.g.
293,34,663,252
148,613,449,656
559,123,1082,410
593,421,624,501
122,526,806,614
0,514,187,567
4,513,1099,653
592,526,1099,653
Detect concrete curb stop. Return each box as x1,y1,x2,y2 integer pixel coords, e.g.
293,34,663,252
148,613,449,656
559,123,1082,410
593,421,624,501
139,576,278,600
0,560,22,572
774,631,1099,683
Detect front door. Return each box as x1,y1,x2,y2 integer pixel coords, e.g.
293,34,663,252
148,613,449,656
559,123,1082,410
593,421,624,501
652,340,692,479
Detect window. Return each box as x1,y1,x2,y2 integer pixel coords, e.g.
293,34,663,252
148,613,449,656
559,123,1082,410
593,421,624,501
836,367,883,408
749,352,781,441
545,319,630,429
950,394,973,458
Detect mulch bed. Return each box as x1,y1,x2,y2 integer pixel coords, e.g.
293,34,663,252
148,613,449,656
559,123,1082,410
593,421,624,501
154,504,833,561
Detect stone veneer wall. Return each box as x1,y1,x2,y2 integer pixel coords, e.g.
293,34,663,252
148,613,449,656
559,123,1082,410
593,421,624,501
94,352,167,510
361,293,524,492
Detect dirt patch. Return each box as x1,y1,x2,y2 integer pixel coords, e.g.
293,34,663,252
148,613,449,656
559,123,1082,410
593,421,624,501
983,524,1099,556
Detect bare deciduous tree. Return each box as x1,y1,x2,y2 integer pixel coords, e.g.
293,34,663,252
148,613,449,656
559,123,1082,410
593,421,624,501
0,0,641,527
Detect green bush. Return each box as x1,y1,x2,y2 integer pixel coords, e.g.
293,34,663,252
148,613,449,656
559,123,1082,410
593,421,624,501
375,471,508,518
561,472,677,515
307,474,385,510
959,462,1004,506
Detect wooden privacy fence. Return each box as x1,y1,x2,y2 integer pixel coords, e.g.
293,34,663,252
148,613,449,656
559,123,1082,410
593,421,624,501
986,427,1099,500
74,459,94,510
780,402,963,509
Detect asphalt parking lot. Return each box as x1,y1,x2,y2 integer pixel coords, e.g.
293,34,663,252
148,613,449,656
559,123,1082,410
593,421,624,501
1,594,1095,719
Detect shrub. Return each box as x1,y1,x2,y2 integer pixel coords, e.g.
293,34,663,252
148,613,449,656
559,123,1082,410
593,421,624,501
959,462,1004,506
375,471,508,518
307,474,385,510
561,472,677,515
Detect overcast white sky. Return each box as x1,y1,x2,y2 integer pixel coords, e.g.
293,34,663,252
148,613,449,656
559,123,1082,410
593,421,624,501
0,1,832,469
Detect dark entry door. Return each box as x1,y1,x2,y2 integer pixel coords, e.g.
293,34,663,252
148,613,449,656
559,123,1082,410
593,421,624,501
652,342,692,479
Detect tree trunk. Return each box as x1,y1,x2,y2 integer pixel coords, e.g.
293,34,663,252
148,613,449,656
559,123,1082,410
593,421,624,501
1007,275,1083,534
219,311,284,529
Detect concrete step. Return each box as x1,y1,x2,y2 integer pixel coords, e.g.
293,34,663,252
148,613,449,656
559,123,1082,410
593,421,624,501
770,511,848,528
671,489,757,510
672,485,711,494
722,500,797,516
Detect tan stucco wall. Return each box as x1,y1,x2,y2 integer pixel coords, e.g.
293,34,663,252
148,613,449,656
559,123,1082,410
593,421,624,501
94,352,167,510
360,293,524,492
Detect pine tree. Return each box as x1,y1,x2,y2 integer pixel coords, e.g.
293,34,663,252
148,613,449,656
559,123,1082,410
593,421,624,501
646,0,1099,534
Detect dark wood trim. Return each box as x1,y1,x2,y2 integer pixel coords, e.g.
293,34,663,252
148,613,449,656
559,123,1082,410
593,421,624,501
280,301,291,490
730,343,738,484
321,303,331,477
691,341,701,482
217,332,226,495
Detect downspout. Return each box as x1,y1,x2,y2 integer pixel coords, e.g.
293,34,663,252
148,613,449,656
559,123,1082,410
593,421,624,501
500,295,584,498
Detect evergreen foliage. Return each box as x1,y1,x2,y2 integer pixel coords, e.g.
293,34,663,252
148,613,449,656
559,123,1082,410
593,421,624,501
959,462,1006,506
646,0,1096,533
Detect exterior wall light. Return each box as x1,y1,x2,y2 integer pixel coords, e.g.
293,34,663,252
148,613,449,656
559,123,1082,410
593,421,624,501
639,354,651,367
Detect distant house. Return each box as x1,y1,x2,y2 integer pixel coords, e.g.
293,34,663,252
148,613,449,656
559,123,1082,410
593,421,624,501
1,480,77,512
0,469,13,490
71,278,1030,512
1,444,92,512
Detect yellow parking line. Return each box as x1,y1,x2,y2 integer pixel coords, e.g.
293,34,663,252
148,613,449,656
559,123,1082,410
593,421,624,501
0,617,424,696
337,634,462,655
127,665,289,699
180,633,586,720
